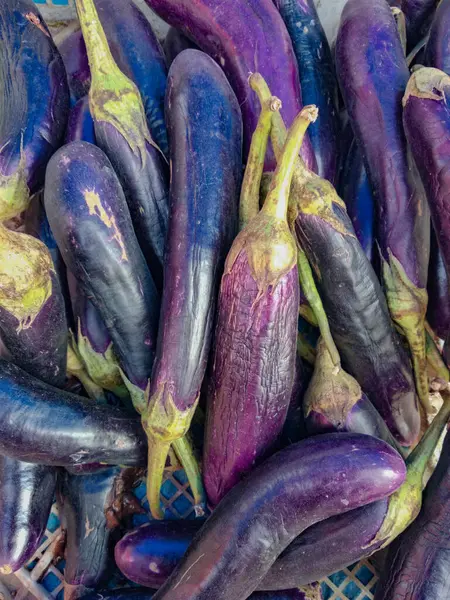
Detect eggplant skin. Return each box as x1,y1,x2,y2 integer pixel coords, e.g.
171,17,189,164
425,0,450,73
427,230,450,340
143,0,315,172
57,28,91,106
66,96,96,144
153,433,405,600
163,28,198,66
149,49,242,413
44,141,159,392
0,359,147,467
80,589,315,600
0,0,69,193
0,457,57,574
375,430,450,600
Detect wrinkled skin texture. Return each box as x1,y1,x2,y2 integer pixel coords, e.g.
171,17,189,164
375,430,450,599
153,433,406,600
425,0,450,73
45,141,159,392
143,0,315,172
163,27,198,66
274,0,340,184
204,253,299,507
427,230,450,340
66,96,96,144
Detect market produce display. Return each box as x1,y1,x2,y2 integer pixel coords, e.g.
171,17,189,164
2,0,450,599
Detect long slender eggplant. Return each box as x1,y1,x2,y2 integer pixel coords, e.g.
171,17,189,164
66,96,95,144
0,359,147,466
203,106,313,508
375,426,450,599
163,28,198,66
251,74,420,446
424,0,450,73
75,0,169,285
143,49,242,518
143,0,315,172
45,141,159,413
335,0,431,412
152,433,405,600
274,0,340,184
57,28,91,105
427,230,450,340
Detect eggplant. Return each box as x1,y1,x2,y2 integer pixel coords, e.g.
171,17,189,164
163,28,198,66
57,28,91,105
274,0,340,184
203,105,312,508
375,425,450,599
402,0,439,52
143,0,315,172
251,74,420,446
152,433,405,600
45,141,160,412
425,0,450,73
75,0,170,285
143,49,242,518
66,96,95,144
427,230,450,340
0,359,147,466
0,457,57,575
335,0,431,413
80,589,321,600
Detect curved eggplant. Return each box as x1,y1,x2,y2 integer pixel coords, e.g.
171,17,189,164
152,433,405,600
143,0,315,172
143,49,242,518
45,141,160,412
425,0,450,73
427,229,450,340
274,0,340,184
163,28,198,66
66,96,96,144
0,359,147,466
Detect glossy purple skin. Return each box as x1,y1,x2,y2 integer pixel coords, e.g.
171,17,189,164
204,253,299,507
58,29,91,106
0,0,69,193
143,0,315,172
425,0,450,73
65,96,95,144
403,0,439,51
375,430,450,599
335,0,429,290
163,27,198,66
153,433,405,600
427,230,450,340
0,456,57,573
149,50,242,414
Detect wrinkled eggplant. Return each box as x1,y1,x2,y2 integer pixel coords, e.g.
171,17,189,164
143,49,242,518
45,141,159,412
75,0,169,284
143,0,315,172
274,0,340,184
203,105,312,507
66,96,95,144
427,230,450,340
0,359,147,466
163,28,198,66
336,0,431,412
425,0,450,73
152,433,405,600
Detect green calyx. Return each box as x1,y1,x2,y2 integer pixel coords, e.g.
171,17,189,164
120,369,148,416
425,326,449,388
0,149,29,222
67,333,106,403
381,249,430,412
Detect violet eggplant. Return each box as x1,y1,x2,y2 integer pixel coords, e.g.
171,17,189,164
274,0,340,184
143,49,242,518
80,588,321,600
424,0,450,73
57,28,91,105
45,141,159,413
0,359,147,466
402,0,439,52
0,457,57,575
163,28,198,66
336,0,431,412
66,96,95,144
75,0,169,285
375,426,450,600
251,74,420,446
203,106,313,508
152,433,405,600
427,230,450,340
143,0,315,172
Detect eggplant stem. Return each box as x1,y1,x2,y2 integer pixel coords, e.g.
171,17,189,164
172,436,205,513
67,336,107,402
146,439,170,519
239,94,281,229
425,326,449,386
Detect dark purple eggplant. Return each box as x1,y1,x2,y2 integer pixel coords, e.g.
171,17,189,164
143,0,315,173
163,28,198,66
75,0,169,285
142,49,242,518
152,433,405,600
402,0,439,52
375,425,450,599
0,359,147,467
425,0,450,73
45,141,160,413
203,105,314,508
336,0,431,412
427,229,450,340
66,96,95,144
0,457,57,575
274,0,340,184
80,588,321,600
251,74,420,446
57,28,91,105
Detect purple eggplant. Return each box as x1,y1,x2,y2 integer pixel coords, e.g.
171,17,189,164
142,49,242,518
427,230,450,340
203,105,314,508
66,96,95,145
425,0,450,73
251,74,419,446
274,0,340,184
152,433,405,600
336,0,431,413
143,0,315,172
80,588,321,600
163,28,198,66
57,28,91,105
402,0,439,52
45,141,160,413
75,0,169,285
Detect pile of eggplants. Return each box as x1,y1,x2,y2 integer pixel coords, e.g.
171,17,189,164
2,0,450,599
